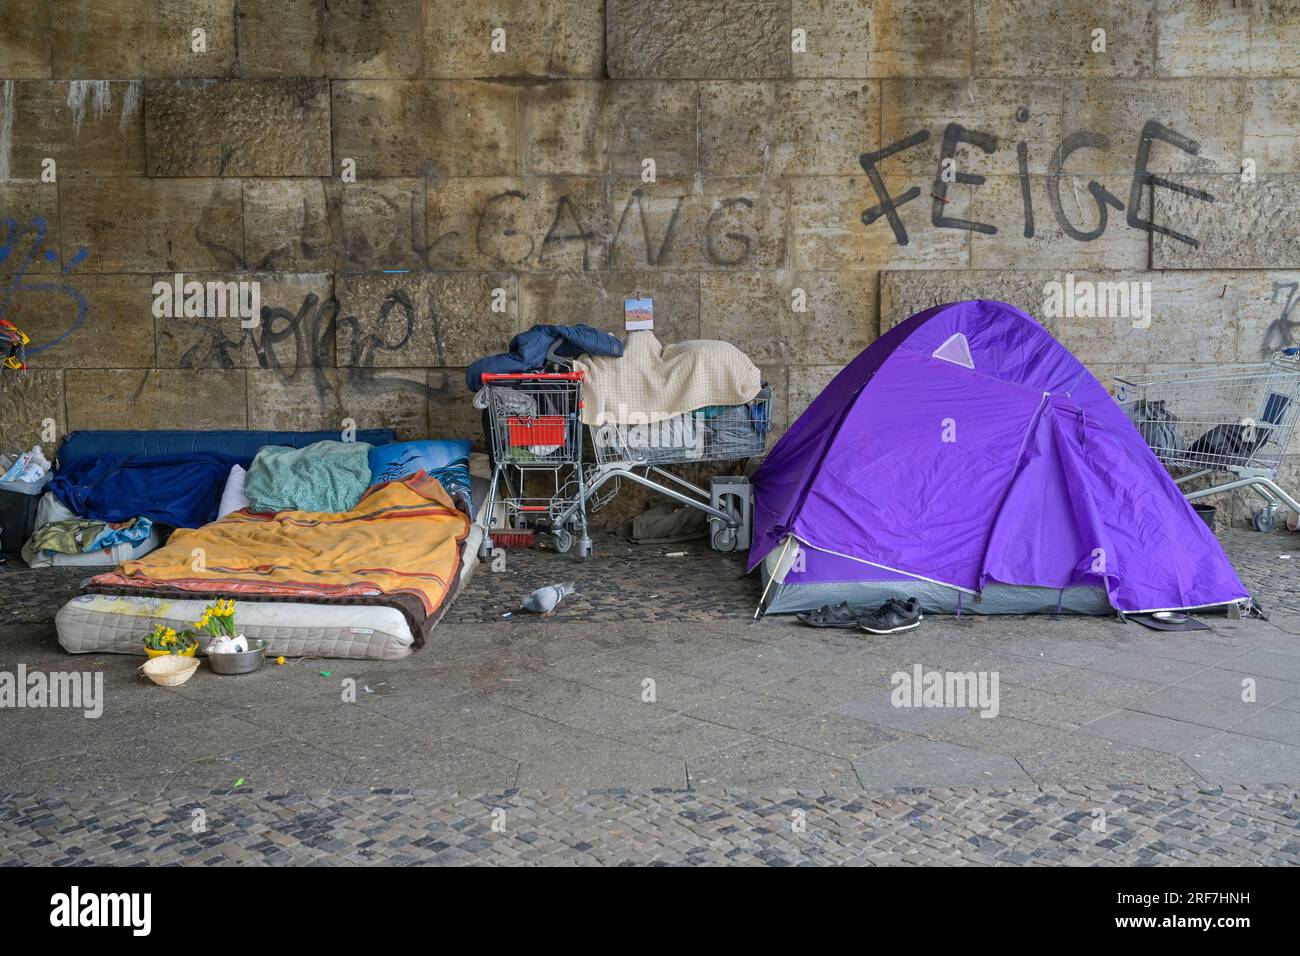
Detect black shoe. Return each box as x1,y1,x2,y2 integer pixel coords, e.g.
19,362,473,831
858,598,922,635
796,601,869,628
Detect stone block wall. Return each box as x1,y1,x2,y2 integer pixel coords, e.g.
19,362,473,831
1,1,1298,520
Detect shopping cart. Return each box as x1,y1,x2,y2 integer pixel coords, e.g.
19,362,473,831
478,371,591,559
552,387,772,552
1115,349,1300,532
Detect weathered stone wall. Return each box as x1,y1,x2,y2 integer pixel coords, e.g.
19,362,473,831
2,1,1298,519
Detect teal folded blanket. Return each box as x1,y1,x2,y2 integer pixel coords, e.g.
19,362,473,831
244,440,373,515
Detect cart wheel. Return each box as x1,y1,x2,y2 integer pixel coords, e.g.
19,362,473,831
575,536,593,561
553,528,574,554
711,526,738,553
478,536,493,560
1253,509,1278,533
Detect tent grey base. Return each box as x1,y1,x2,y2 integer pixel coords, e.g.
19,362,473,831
761,569,1112,616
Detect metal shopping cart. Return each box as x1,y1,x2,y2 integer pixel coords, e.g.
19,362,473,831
551,387,772,553
1115,349,1300,532
478,371,592,559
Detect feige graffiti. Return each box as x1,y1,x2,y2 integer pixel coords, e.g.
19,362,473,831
0,217,90,353
178,290,437,401
860,116,1215,247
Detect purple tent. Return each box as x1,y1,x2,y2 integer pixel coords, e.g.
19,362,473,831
750,300,1249,616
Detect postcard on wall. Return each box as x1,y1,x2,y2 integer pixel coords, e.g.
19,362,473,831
624,297,653,331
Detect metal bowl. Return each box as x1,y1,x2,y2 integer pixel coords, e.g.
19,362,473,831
206,639,268,675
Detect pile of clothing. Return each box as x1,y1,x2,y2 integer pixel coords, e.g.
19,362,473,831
579,331,767,459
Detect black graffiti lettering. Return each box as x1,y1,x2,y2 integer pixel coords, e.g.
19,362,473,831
1127,119,1215,248
1016,142,1035,238
541,195,599,270
1048,131,1126,241
476,190,533,264
704,197,755,266
1262,281,1300,357
612,189,684,267
859,128,931,246
181,291,434,403
931,123,998,235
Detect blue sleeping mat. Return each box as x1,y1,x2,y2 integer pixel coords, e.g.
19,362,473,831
57,429,397,469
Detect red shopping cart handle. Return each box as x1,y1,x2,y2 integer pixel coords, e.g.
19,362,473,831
481,371,585,382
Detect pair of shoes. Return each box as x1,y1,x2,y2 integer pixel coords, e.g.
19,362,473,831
796,601,868,628
858,598,922,634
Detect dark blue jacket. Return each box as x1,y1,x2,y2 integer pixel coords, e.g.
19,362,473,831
466,324,623,391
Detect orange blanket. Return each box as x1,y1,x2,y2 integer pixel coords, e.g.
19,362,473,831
90,473,469,615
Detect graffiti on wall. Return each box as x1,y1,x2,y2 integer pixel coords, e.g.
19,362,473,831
1264,282,1300,358
860,117,1216,248
178,290,437,402
0,217,90,354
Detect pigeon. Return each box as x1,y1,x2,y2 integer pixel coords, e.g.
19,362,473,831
521,582,576,614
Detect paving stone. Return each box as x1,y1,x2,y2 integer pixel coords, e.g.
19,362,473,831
168,740,354,791
689,738,858,791
834,689,969,734
1076,650,1210,685
610,714,752,761
851,738,1033,789
1171,666,1298,707
762,712,900,761
1076,710,1223,753
1218,646,1300,684
1126,685,1257,734
993,684,1119,731
1224,705,1300,748
341,739,519,792
1182,733,1300,785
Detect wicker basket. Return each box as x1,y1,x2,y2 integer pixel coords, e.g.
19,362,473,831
141,655,201,687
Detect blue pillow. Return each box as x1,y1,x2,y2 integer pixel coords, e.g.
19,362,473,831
369,440,471,483
369,440,474,514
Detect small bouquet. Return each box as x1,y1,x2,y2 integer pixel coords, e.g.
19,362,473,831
141,600,238,658
143,623,198,658
195,598,237,640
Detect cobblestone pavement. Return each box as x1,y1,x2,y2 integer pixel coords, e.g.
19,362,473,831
2,784,1297,866
2,528,1298,865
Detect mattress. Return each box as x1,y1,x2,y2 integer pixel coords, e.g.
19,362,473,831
56,524,481,660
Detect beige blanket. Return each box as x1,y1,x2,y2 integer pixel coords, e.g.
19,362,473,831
574,331,761,425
